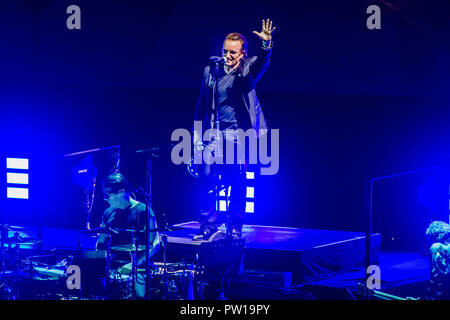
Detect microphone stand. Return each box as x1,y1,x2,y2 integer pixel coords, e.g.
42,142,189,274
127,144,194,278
104,226,112,298
131,230,138,300
0,225,7,273
210,59,232,238
145,156,152,300
136,148,159,300
211,60,224,235
161,232,169,300
212,60,220,135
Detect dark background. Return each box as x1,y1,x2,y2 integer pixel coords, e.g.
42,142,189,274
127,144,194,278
1,0,450,250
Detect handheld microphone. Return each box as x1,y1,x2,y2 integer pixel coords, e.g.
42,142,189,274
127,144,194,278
210,56,227,63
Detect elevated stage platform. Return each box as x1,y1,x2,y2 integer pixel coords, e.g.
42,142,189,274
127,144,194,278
23,222,381,286
13,223,430,299
165,221,381,284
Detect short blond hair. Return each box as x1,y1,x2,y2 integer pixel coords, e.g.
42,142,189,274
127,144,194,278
224,32,247,57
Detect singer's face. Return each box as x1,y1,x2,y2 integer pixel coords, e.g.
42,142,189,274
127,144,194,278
222,40,244,68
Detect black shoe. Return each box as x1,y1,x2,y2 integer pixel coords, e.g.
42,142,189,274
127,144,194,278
192,225,218,241
192,233,205,241
232,228,242,239
207,230,226,242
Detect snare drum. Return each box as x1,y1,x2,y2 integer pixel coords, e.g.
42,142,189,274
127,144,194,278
151,262,196,300
109,269,133,300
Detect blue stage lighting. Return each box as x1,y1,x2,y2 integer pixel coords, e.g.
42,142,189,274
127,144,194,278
6,157,29,199
217,172,255,213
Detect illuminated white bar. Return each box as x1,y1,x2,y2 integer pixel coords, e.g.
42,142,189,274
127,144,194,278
7,172,29,185
246,186,254,198
6,158,29,170
7,187,29,199
245,202,254,213
246,172,255,180
219,200,230,212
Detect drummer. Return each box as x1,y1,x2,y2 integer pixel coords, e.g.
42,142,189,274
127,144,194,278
96,173,160,298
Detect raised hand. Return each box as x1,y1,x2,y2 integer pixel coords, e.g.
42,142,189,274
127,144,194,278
252,18,276,42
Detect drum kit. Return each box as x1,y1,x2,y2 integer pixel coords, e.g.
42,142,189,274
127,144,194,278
0,223,203,300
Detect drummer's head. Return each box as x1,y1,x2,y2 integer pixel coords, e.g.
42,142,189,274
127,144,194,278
103,173,131,209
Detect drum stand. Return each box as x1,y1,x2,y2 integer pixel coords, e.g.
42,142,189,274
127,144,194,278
104,228,112,298
159,231,170,300
136,147,158,300
130,231,138,300
0,225,8,299
0,225,7,273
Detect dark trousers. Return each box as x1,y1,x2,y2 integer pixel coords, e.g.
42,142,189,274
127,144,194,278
197,161,246,235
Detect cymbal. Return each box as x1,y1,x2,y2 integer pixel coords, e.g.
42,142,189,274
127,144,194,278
0,270,31,280
0,236,41,244
82,225,182,235
112,225,182,233
83,227,143,234
82,227,110,235
0,224,28,232
114,263,158,275
113,228,144,233
27,254,54,260
110,244,147,252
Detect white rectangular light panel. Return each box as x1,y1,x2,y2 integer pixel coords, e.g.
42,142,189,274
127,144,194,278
7,172,29,185
246,186,254,198
7,187,29,199
6,158,29,170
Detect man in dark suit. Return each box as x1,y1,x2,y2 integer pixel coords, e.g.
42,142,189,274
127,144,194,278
192,19,276,241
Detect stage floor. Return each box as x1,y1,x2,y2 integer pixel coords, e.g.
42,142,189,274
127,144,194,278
26,221,376,253
168,221,376,252
164,221,381,284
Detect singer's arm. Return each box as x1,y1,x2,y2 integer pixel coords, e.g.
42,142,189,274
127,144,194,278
249,43,272,82
249,18,276,81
